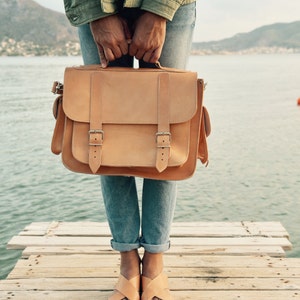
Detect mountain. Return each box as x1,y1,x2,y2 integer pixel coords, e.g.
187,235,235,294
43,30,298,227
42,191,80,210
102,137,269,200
0,0,79,55
192,21,300,55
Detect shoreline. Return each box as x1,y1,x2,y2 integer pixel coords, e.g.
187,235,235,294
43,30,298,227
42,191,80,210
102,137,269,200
1,38,300,57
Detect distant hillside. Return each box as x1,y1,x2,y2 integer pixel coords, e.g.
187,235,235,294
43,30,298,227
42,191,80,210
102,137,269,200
0,0,79,55
192,21,300,55
1,1,299,56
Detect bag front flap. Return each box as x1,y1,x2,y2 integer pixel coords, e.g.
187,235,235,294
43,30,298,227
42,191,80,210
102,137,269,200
62,66,198,124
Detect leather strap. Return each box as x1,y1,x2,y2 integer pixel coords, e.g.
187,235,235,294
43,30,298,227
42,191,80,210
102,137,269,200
196,79,210,165
111,275,140,300
89,73,104,173
51,96,65,155
141,273,172,300
156,73,171,173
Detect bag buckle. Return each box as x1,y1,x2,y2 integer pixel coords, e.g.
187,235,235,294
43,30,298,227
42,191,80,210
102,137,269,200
156,132,171,148
52,81,64,95
89,130,104,146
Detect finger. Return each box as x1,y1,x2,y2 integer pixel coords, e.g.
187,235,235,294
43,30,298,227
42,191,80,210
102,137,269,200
114,44,127,58
134,49,145,60
149,47,162,64
121,18,132,54
105,45,125,61
119,41,129,56
97,45,108,68
128,43,138,57
121,18,132,41
103,47,116,62
142,50,153,63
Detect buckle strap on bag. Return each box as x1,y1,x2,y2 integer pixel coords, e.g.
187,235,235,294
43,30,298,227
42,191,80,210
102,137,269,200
52,81,64,95
51,95,65,155
197,79,210,166
89,73,104,173
156,73,171,173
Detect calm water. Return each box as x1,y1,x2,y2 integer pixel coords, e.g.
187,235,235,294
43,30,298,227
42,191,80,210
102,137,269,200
0,55,300,279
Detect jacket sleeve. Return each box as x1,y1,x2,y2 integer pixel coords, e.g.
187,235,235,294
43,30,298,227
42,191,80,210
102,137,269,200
63,0,194,26
63,0,116,26
141,0,183,21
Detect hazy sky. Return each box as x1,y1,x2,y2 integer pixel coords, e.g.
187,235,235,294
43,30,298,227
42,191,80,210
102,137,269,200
34,0,300,42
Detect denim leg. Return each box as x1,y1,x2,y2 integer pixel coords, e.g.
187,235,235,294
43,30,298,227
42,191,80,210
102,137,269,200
160,2,196,69
101,176,141,252
140,3,196,253
78,24,100,65
140,179,177,253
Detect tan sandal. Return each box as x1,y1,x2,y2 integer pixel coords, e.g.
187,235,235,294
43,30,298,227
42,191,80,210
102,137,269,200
109,274,140,300
141,273,173,300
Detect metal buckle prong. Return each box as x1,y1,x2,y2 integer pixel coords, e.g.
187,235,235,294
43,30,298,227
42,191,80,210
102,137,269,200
89,129,104,146
156,132,171,148
156,132,171,140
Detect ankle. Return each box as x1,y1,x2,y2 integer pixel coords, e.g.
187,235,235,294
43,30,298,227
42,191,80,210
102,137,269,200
142,251,164,279
120,249,141,279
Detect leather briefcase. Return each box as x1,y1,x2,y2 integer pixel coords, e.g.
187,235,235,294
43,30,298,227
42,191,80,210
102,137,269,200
51,65,211,180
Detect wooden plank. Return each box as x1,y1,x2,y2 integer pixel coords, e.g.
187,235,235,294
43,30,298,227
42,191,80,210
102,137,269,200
21,245,286,258
21,246,116,257
242,222,290,238
7,236,292,251
173,291,300,300
172,237,292,249
1,277,300,291
18,221,289,238
12,254,300,268
0,291,109,300
167,245,286,257
0,290,299,300
19,227,250,238
7,265,300,279
7,236,111,249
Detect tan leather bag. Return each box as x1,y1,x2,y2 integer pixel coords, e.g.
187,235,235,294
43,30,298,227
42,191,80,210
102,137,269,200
51,65,211,180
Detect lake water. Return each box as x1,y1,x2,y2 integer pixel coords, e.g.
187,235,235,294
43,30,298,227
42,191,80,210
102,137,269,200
0,54,300,279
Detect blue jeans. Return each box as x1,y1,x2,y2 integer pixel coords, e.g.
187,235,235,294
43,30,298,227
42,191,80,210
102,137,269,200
78,3,196,253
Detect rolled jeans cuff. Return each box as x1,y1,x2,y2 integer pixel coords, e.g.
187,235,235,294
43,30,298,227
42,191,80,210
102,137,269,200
110,239,140,252
140,240,171,253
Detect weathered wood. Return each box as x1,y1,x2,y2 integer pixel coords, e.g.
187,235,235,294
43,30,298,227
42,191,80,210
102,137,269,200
1,290,299,300
21,245,286,258
19,221,290,238
7,266,300,280
7,236,292,251
10,254,300,268
1,221,299,299
1,277,300,291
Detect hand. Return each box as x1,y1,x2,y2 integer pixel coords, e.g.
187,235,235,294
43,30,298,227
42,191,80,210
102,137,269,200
90,15,131,68
129,12,167,63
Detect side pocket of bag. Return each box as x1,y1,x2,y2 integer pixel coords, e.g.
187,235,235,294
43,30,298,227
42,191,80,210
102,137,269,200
198,106,211,165
51,95,65,155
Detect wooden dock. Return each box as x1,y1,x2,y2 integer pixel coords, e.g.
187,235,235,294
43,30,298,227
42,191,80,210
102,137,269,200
1,221,300,299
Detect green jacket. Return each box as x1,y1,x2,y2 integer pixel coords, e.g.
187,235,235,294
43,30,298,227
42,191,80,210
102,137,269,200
64,0,196,26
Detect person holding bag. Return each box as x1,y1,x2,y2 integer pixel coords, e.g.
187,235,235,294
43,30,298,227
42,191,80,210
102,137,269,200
63,0,197,299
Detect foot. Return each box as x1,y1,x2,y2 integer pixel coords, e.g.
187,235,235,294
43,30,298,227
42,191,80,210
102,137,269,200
141,272,173,300
109,274,140,300
109,250,141,300
142,252,172,300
